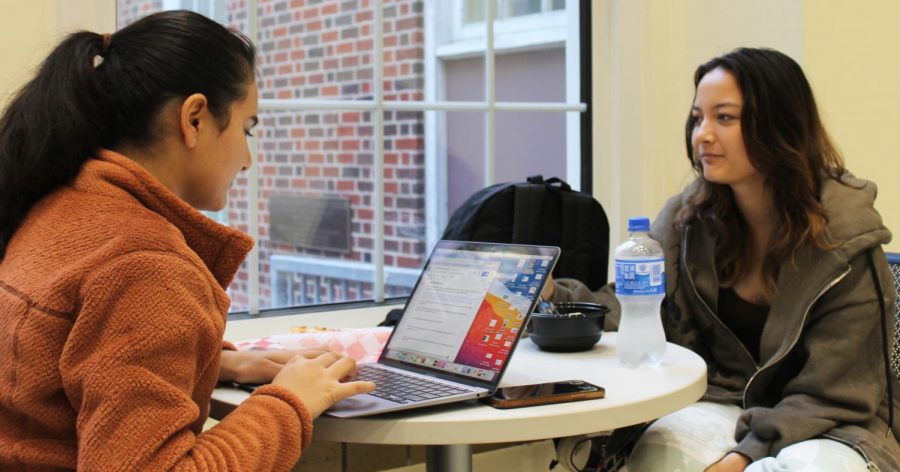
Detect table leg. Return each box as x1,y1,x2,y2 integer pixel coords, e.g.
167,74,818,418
425,444,472,472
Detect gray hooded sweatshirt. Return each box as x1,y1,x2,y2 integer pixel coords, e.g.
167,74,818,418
552,174,900,470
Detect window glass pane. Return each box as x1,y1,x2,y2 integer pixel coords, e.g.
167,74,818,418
223,161,252,312
464,0,484,24
442,51,570,213
263,107,425,308
463,0,549,23
445,111,486,216
255,1,381,309
442,62,485,215
443,50,570,212
444,56,485,102
224,1,254,313
444,1,572,102
494,110,566,183
495,47,566,103
384,109,426,297
260,109,377,308
256,1,375,101
502,0,541,18
552,0,565,11
384,2,425,102
382,1,428,300
444,109,568,217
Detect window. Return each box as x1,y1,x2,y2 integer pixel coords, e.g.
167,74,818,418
463,0,565,23
116,0,588,316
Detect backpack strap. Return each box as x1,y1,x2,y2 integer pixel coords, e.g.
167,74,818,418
558,189,598,287
512,180,547,243
527,175,572,191
543,176,572,191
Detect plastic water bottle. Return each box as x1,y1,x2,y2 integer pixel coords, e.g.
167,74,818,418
615,217,667,367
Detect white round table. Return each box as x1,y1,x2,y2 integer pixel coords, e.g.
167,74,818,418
212,332,707,471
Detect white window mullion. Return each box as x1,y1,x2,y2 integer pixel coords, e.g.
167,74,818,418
259,99,585,112
247,0,260,315
565,0,581,191
373,0,385,302
424,0,447,253
484,0,496,186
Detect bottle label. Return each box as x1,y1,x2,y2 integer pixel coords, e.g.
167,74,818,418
615,258,665,296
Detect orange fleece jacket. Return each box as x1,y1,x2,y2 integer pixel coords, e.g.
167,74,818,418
0,150,313,471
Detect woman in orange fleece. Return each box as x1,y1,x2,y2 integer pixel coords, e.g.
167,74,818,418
0,10,374,471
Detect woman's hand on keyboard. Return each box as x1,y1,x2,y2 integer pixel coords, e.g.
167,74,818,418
272,351,376,418
218,348,330,384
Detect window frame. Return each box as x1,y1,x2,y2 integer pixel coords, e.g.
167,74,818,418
448,2,567,57
146,0,591,317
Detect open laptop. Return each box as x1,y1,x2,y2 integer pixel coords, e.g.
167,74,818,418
326,240,559,418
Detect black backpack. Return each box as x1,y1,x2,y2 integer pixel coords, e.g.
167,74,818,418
441,175,609,291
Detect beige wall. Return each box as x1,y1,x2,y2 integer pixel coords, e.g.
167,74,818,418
594,0,899,253
0,1,114,109
803,1,900,252
0,3,56,108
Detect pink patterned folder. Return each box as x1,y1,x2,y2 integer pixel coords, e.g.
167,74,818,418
234,327,394,364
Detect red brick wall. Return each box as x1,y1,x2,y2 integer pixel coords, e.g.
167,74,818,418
116,0,427,310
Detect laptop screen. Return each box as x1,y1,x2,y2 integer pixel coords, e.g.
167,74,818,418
381,240,559,386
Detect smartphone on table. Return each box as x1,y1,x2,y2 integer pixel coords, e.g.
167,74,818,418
483,380,605,409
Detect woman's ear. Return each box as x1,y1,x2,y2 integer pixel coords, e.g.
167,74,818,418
180,93,209,149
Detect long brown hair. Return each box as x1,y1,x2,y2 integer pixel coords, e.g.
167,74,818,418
678,48,845,297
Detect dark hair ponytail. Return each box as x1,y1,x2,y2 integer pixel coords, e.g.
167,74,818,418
0,32,108,258
0,10,256,258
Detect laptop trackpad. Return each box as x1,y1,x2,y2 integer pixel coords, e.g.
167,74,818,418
326,394,397,417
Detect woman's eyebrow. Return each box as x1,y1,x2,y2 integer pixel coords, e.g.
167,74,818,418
692,102,741,110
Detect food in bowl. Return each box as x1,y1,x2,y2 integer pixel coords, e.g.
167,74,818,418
528,302,609,352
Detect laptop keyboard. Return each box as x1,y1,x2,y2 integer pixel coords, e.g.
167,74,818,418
356,364,470,404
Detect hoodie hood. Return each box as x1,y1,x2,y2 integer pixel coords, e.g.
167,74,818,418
819,173,891,259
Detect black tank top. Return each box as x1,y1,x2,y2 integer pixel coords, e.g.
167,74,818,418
717,287,769,362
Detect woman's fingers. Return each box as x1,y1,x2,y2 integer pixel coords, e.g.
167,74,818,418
335,379,376,398
255,358,284,379
312,351,342,367
325,355,359,377
297,347,330,358
261,348,330,364
259,350,300,364
272,352,375,418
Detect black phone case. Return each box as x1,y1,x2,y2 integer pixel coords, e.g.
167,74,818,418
483,383,605,409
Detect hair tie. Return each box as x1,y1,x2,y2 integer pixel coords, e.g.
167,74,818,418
94,33,112,69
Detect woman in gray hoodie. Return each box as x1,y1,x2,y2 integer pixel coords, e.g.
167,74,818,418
545,48,899,471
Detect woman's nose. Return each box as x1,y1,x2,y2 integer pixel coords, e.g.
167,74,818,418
695,119,714,143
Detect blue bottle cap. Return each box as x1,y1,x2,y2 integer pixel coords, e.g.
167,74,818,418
627,217,650,232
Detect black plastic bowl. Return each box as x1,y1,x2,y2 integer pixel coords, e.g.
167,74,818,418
529,302,609,352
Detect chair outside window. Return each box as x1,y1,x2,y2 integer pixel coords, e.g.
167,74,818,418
885,252,900,376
